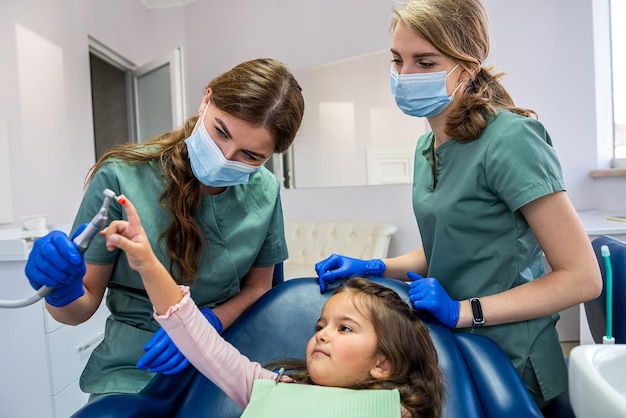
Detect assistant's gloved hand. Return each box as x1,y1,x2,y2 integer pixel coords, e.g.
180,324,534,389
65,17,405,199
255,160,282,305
137,307,223,374
315,254,386,293
407,272,460,329
24,228,86,307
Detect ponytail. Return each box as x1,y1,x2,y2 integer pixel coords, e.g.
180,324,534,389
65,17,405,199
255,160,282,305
446,66,537,142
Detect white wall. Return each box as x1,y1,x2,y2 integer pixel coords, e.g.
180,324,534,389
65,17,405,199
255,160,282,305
181,0,396,111
1,0,624,258
0,0,185,227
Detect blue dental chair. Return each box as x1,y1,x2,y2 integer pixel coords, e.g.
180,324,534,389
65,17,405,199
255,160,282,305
71,275,542,418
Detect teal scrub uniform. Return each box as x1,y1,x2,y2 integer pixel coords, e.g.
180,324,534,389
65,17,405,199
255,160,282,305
412,110,567,405
73,158,288,396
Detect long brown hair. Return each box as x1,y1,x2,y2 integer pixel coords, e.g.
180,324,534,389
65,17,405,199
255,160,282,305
391,0,536,142
87,58,304,284
267,278,444,418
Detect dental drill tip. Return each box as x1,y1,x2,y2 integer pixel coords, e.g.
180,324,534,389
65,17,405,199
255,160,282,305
116,196,127,205
103,189,117,199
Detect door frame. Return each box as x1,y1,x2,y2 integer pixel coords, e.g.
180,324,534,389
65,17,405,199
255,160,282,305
88,37,186,144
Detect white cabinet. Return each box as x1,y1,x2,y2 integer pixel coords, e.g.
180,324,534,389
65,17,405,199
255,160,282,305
0,233,109,418
46,305,108,417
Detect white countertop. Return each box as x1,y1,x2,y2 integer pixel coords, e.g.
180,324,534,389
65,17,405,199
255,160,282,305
0,223,71,261
0,228,36,261
577,210,626,236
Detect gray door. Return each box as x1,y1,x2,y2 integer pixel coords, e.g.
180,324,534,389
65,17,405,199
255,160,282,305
133,48,186,142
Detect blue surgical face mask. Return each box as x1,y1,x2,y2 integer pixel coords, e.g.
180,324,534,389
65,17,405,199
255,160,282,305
390,65,462,118
185,104,260,187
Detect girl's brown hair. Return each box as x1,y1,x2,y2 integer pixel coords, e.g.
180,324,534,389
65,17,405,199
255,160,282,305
87,58,304,284
391,0,536,142
268,278,444,418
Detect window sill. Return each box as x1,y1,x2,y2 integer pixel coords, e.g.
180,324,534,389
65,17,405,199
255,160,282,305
589,168,626,178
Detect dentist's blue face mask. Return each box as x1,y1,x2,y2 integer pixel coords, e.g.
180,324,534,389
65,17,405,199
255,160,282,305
185,104,260,187
390,65,462,118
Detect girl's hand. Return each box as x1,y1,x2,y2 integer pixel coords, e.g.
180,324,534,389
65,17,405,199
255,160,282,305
100,195,159,274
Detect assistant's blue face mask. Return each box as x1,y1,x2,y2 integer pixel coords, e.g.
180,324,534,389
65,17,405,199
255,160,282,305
390,65,461,118
185,104,260,187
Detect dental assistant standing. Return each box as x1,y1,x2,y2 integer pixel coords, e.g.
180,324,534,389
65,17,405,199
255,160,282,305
315,0,602,410
24,58,304,400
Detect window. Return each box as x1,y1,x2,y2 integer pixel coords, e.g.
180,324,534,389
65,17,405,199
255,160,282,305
611,0,626,161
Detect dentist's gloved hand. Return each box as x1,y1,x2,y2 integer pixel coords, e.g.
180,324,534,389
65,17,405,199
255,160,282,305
315,254,386,293
137,307,223,374
25,228,87,307
407,272,460,329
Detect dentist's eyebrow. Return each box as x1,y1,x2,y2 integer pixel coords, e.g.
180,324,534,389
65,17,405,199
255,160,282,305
215,117,233,139
246,149,269,160
215,117,268,160
390,48,440,60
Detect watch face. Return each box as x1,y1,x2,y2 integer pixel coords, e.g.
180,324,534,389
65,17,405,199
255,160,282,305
471,298,484,326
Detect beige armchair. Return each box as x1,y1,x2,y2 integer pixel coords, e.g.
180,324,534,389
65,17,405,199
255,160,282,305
283,219,398,280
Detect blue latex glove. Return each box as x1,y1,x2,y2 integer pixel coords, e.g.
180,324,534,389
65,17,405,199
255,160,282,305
315,254,386,293
137,307,223,374
407,272,460,328
24,228,86,307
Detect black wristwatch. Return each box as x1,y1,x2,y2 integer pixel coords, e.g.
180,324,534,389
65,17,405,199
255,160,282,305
470,297,484,327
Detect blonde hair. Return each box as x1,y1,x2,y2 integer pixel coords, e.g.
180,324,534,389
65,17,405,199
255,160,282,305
87,58,304,284
392,0,536,142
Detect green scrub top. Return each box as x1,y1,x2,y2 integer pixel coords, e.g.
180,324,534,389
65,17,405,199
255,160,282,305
74,158,288,395
412,110,567,404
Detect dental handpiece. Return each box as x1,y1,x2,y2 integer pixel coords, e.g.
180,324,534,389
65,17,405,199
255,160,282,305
0,189,117,308
72,189,117,254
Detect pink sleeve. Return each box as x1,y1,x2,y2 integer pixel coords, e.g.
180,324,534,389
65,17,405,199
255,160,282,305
154,286,277,408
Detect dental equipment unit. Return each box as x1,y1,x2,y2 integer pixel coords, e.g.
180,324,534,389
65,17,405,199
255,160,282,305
602,244,615,344
0,189,116,309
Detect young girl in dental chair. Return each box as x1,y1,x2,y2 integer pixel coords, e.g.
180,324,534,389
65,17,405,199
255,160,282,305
100,195,444,418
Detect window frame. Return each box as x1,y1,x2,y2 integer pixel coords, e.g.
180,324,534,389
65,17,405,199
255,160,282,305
610,0,626,166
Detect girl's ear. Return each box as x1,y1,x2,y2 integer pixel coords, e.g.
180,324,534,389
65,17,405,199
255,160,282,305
370,356,392,380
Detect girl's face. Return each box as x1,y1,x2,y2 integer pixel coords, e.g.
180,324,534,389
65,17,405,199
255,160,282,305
305,292,390,387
